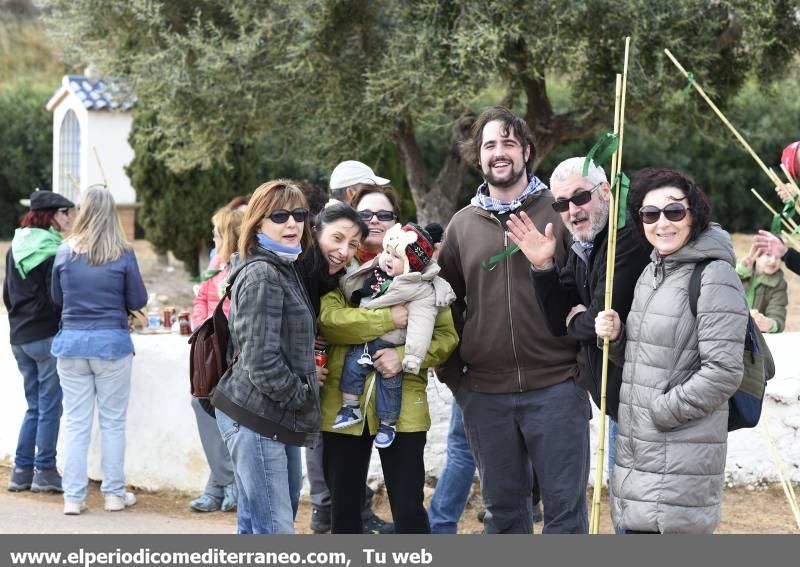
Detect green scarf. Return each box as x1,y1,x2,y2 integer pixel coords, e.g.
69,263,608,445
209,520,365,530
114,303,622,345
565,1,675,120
11,227,63,279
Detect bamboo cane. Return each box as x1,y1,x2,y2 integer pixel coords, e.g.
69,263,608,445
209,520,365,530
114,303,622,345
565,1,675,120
589,73,624,535
781,231,800,249
93,146,108,188
749,189,800,245
770,166,800,216
763,417,800,530
779,164,800,199
748,187,799,232
65,171,80,194
663,49,785,189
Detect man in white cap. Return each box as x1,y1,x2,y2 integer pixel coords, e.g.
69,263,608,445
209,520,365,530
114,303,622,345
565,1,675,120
328,160,390,205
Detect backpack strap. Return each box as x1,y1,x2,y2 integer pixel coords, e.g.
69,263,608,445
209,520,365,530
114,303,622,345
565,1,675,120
688,259,715,318
222,257,274,299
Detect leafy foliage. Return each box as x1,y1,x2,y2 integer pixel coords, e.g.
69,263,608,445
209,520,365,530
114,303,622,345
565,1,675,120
0,83,53,238
39,0,800,227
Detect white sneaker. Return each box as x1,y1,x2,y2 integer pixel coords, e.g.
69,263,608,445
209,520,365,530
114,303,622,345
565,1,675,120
64,501,87,515
104,491,136,511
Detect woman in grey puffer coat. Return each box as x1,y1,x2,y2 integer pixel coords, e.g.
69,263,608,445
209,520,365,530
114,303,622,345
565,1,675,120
596,168,748,534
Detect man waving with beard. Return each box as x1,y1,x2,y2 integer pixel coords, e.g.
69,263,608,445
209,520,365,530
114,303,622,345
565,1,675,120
505,158,651,530
437,106,588,534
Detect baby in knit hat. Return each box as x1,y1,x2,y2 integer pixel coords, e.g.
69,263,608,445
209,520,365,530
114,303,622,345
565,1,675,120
333,222,455,448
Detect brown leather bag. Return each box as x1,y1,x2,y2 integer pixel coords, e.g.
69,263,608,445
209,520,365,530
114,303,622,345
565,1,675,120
188,294,236,398
187,259,269,398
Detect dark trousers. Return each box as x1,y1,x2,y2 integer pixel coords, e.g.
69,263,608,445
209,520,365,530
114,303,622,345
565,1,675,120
305,440,375,518
456,378,591,534
323,427,430,534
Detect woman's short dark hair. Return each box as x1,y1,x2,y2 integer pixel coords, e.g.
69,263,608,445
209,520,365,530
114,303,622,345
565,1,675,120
314,202,369,241
460,105,536,174
628,167,712,243
350,185,401,219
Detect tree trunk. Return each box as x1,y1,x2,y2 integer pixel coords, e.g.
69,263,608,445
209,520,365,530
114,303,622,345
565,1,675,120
395,112,474,226
395,78,613,226
522,75,611,170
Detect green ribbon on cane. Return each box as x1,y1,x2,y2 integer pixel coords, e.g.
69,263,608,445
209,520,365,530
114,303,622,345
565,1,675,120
583,133,619,176
771,213,782,235
771,196,798,235
613,172,631,229
682,72,695,95
481,244,519,271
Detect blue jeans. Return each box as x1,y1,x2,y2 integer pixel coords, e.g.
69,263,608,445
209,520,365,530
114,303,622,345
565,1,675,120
57,355,132,503
341,338,402,423
428,403,476,534
215,409,295,534
11,337,62,471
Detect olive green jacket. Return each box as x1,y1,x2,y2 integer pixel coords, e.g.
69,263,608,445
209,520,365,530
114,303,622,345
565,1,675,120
318,288,458,435
736,262,788,332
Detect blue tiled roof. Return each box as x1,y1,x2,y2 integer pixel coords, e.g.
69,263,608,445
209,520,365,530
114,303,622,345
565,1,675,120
65,75,137,111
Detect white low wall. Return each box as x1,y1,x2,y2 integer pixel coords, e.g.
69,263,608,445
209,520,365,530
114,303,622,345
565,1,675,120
1,316,798,492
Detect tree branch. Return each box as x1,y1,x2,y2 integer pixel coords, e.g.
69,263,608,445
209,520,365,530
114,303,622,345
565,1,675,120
395,112,430,194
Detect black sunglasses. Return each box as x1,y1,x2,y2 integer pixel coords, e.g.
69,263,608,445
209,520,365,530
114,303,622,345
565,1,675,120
268,208,309,224
639,203,690,224
358,209,396,222
551,182,603,213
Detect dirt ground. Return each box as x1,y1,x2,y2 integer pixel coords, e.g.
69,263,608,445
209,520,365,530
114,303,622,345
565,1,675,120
1,464,797,534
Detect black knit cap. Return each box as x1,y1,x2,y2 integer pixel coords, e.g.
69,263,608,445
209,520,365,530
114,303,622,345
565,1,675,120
29,190,75,211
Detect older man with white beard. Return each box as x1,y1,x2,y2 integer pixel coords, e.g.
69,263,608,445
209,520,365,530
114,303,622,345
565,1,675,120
506,157,651,524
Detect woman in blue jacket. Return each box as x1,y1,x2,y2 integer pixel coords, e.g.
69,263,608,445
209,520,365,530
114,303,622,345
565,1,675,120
51,187,148,516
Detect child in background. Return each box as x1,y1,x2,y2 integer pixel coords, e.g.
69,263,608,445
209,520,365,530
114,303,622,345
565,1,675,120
332,223,455,448
737,241,788,333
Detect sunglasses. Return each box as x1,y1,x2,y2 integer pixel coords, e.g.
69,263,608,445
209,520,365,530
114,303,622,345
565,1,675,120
358,209,396,222
268,208,309,224
639,203,690,224
551,182,603,213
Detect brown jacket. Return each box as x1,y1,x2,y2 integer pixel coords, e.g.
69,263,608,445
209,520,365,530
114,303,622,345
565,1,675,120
437,188,578,393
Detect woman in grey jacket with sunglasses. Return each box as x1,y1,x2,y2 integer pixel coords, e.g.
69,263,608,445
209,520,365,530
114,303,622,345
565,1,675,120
212,179,319,534
595,168,748,534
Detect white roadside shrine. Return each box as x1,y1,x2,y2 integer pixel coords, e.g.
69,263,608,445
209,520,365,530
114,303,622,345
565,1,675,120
46,70,138,240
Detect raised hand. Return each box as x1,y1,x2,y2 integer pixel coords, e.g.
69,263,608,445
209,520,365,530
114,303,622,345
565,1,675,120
506,211,556,269
775,183,795,204
740,242,760,269
753,230,788,259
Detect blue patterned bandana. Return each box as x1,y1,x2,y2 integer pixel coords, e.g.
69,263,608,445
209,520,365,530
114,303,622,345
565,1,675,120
470,175,547,214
